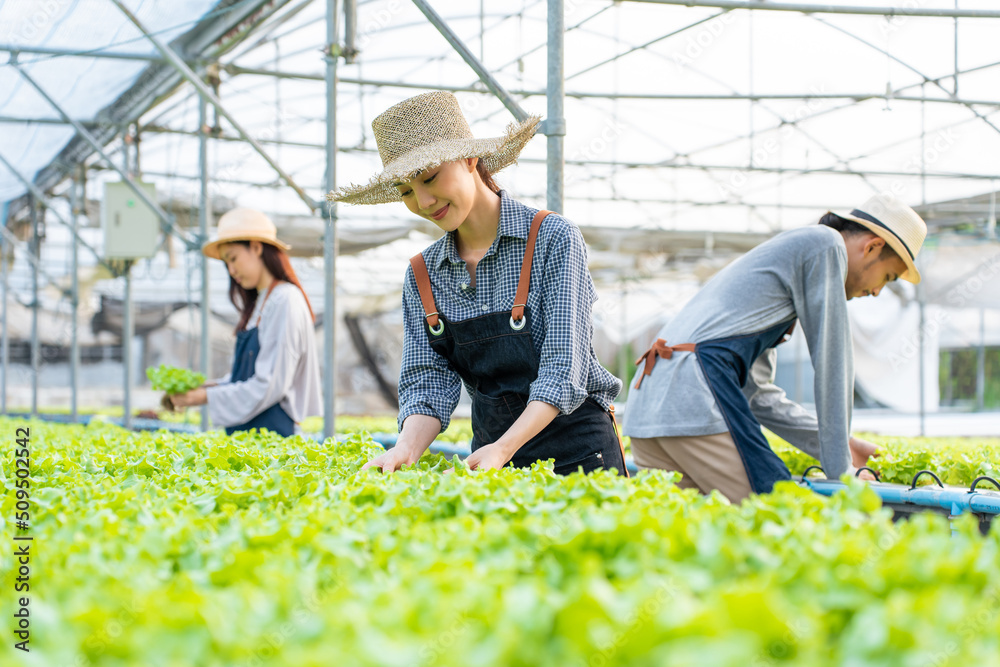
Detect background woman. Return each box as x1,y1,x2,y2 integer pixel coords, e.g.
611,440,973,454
167,208,321,437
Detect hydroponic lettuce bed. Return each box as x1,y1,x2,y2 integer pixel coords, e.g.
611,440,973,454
1,417,998,667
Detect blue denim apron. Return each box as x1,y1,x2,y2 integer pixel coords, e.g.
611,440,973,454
634,318,797,493
409,211,627,476
224,284,295,438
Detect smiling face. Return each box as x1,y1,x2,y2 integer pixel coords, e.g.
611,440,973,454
394,158,480,231
219,241,267,291
843,234,908,300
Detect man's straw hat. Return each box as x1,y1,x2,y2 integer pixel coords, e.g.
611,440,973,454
833,193,927,283
329,91,540,205
202,208,291,259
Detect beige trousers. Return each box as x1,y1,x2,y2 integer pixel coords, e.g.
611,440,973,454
630,432,753,503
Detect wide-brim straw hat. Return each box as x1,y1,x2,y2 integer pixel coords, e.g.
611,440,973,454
329,91,540,205
832,193,927,284
202,208,291,259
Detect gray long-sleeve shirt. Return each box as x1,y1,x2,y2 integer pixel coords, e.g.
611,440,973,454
622,225,853,479
205,282,322,429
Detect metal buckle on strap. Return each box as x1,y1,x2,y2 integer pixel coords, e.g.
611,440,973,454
509,315,527,331
426,312,444,336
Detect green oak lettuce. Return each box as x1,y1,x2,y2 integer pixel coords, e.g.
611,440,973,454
0,418,997,667
146,364,207,395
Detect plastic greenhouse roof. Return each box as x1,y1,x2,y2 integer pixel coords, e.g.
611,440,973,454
3,0,999,241
0,0,237,202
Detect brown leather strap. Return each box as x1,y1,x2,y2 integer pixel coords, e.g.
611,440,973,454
511,209,551,323
633,338,696,389
409,253,440,329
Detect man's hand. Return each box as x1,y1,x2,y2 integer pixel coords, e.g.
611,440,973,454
464,441,514,471
361,445,422,473
849,436,881,469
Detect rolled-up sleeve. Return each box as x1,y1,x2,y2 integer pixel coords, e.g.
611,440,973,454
529,222,596,414
397,267,462,433
205,290,302,427
791,245,854,479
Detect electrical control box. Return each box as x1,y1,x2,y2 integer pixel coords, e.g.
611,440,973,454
102,180,158,259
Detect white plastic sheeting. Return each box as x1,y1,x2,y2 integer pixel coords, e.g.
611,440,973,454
0,0,219,201
119,1,1000,231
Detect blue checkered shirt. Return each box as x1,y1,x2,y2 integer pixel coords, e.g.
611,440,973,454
397,190,622,433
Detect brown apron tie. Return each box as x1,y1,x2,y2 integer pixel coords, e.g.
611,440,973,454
632,320,796,390
409,209,553,334
633,338,696,389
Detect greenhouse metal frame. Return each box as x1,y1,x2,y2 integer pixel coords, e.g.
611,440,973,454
1,0,998,437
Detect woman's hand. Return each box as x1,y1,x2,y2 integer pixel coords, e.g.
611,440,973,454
169,386,208,408
464,441,514,471
160,393,177,412
361,445,423,473
361,414,441,473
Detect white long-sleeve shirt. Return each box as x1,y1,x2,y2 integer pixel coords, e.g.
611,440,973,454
206,282,322,428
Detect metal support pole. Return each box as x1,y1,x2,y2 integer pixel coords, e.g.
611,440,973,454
1,201,7,414
109,0,319,213
218,65,1000,106
344,0,358,63
976,309,986,412
70,167,82,423
410,0,532,124
30,197,39,418
123,264,133,430
918,93,926,435
123,123,132,177
954,0,960,95
620,0,1000,18
199,95,211,431
8,58,197,249
988,189,997,240
0,43,168,61
547,0,565,211
917,278,926,436
323,0,341,441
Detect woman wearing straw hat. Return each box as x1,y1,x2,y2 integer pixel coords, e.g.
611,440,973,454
332,91,626,475
165,208,322,438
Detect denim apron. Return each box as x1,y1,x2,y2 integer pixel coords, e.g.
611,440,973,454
634,318,797,493
409,210,627,476
224,283,296,438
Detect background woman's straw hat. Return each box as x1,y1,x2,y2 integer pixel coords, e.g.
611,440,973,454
832,194,927,283
202,208,291,259
329,91,540,205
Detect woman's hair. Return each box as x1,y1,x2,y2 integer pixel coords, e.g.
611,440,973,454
476,159,501,194
226,241,315,333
